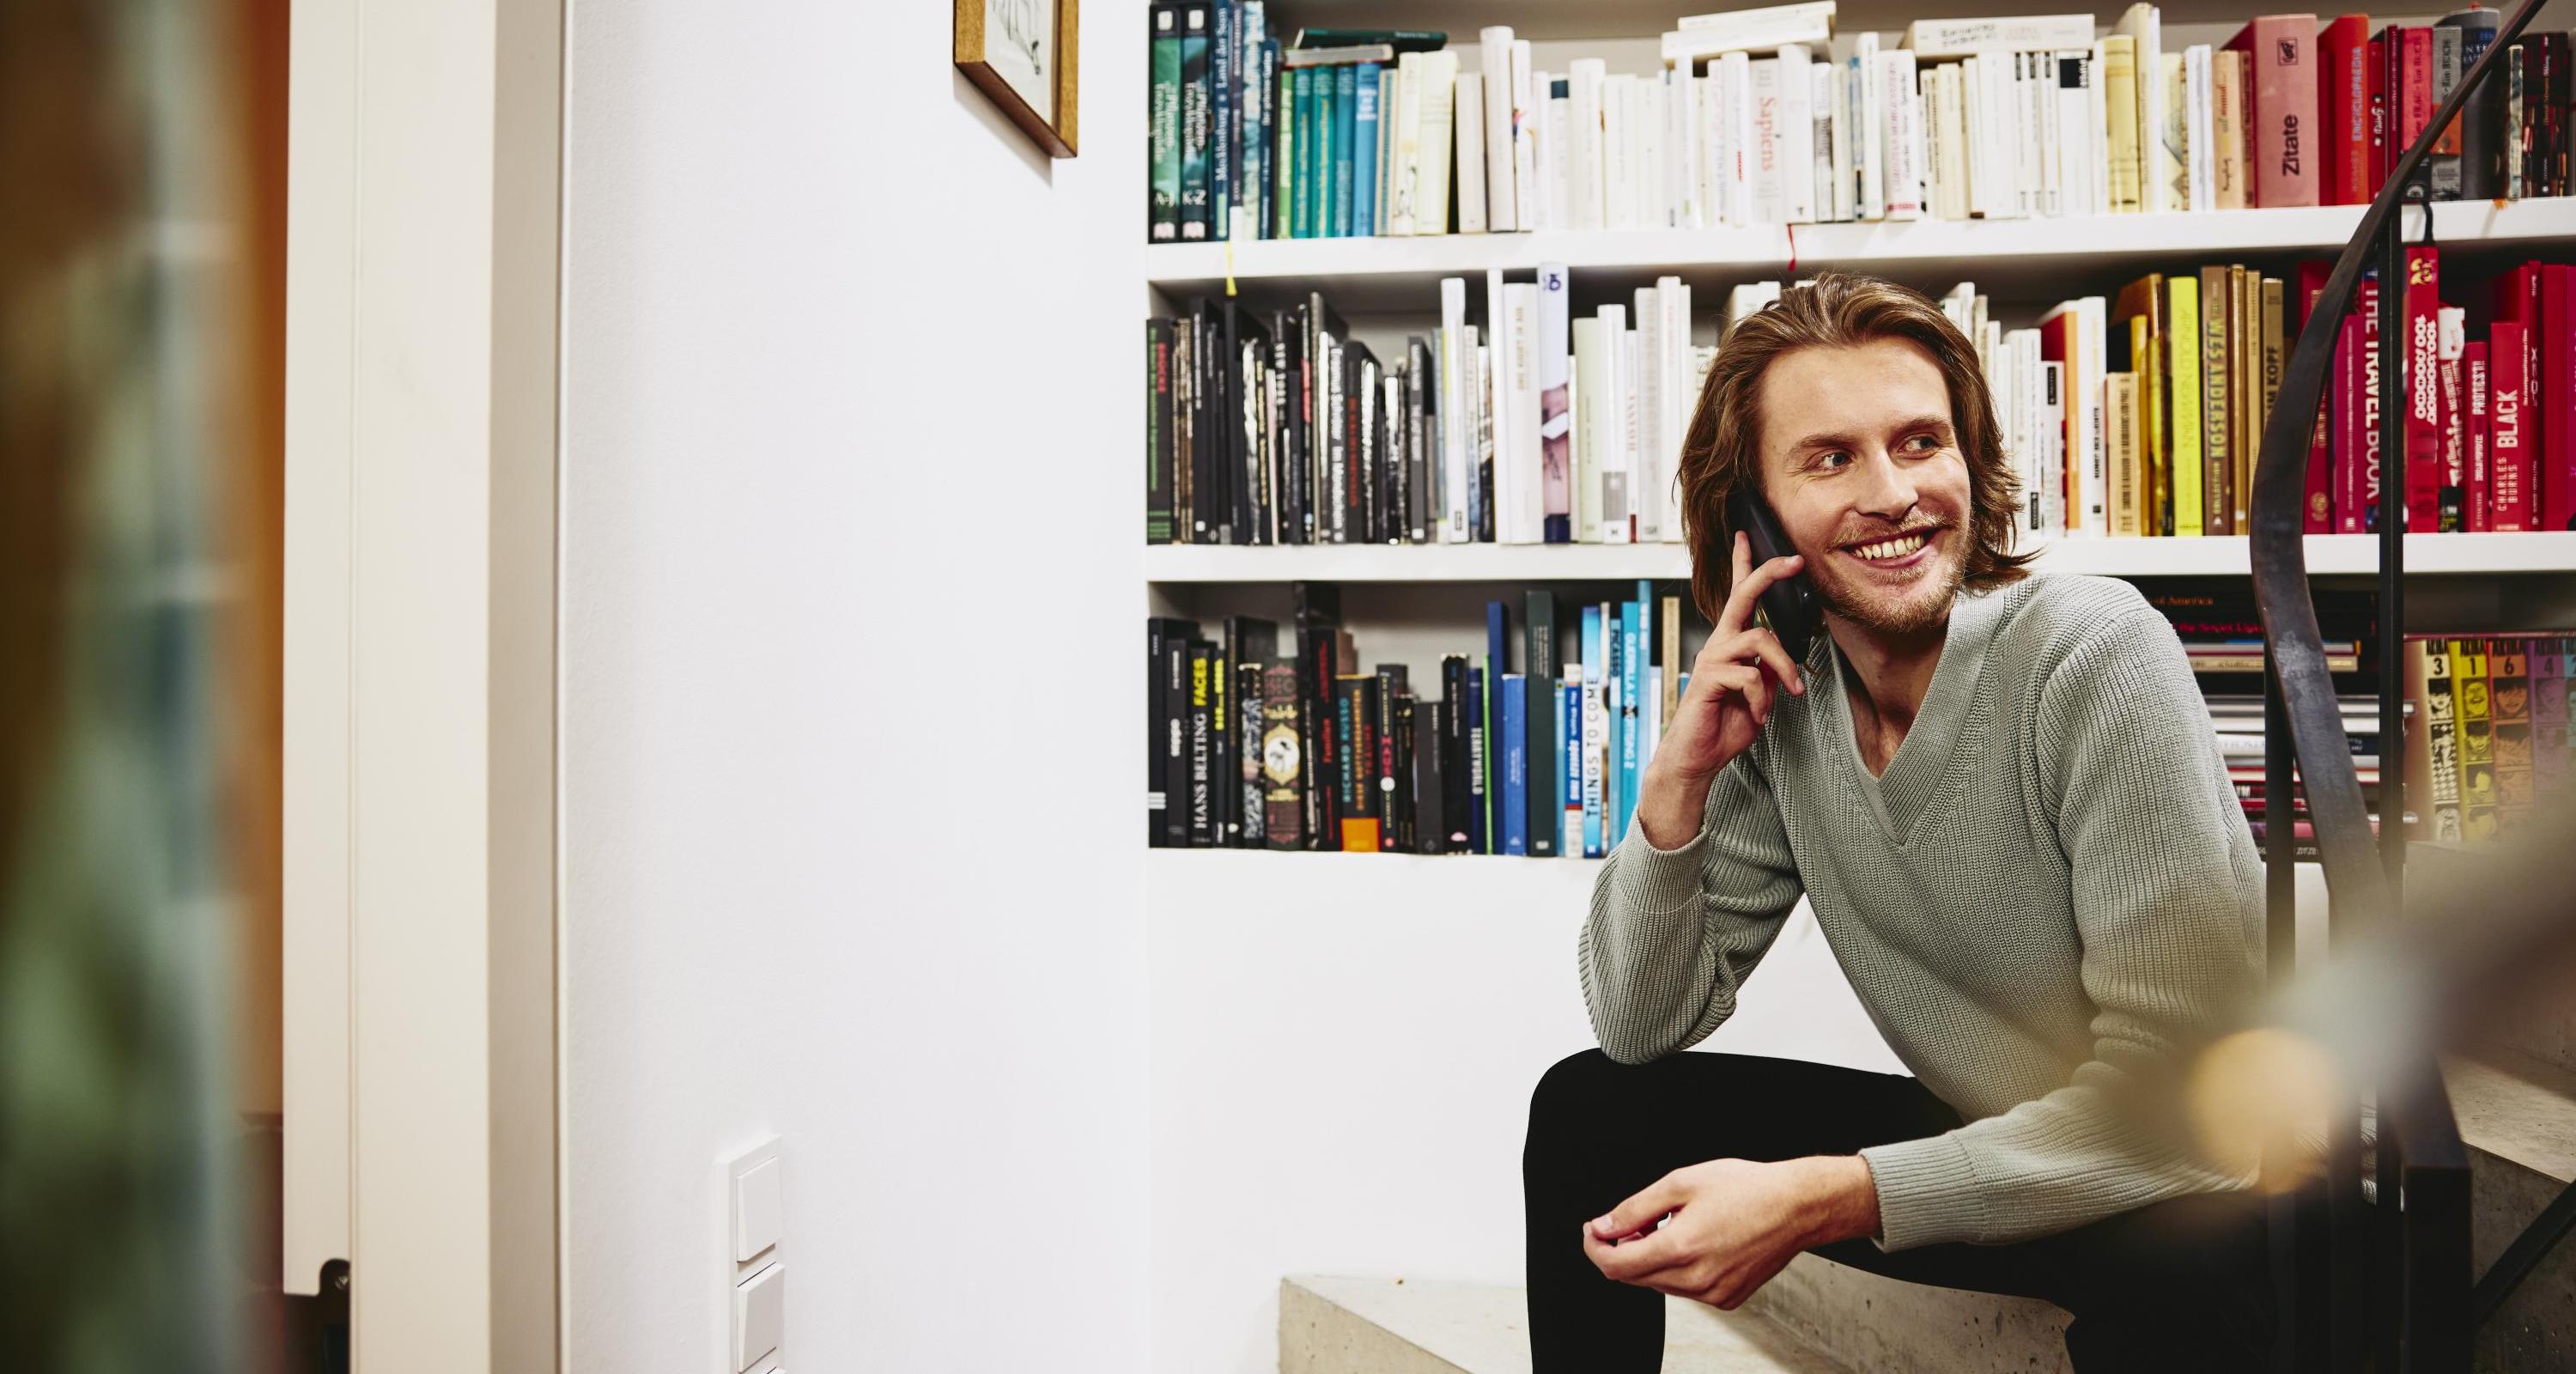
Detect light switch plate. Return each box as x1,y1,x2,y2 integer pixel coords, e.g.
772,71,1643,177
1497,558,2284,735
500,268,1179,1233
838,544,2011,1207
720,1136,785,1373
724,1137,782,1280
733,1261,784,1374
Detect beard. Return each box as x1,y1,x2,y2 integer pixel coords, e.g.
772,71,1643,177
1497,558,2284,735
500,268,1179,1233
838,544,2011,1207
1809,523,1969,638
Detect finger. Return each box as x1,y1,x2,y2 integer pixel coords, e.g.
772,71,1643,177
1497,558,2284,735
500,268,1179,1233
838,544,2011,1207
1717,550,1807,637
1716,532,1756,635
1591,1175,1688,1243
1583,1222,1686,1282
1741,669,1775,727
1717,627,1805,696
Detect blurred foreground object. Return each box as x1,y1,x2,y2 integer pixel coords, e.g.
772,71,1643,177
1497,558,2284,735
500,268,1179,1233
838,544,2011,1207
1,1,250,1370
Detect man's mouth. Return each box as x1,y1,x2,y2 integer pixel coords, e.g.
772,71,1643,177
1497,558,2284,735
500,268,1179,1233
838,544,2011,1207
1840,526,1943,566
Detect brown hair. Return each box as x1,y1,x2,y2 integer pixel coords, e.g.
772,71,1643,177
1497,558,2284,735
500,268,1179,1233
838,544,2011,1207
1673,272,2032,625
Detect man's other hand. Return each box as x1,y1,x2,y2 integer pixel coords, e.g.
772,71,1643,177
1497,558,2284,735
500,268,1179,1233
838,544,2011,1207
1580,1155,1880,1310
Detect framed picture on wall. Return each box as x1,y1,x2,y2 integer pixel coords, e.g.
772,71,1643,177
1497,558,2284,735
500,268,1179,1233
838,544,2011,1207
955,0,1078,159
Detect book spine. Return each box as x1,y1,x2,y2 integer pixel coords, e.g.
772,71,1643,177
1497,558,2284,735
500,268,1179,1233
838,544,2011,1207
1259,660,1301,848
1561,681,1583,857
2438,307,2466,532
2446,13,2503,198
2404,246,2441,531
2455,639,2495,841
1413,691,1445,854
2318,16,2368,204
2298,267,2333,532
1187,643,1213,844
2359,272,2384,531
1331,64,1358,235
1151,5,1183,240
1291,67,1316,236
1528,671,1557,856
1480,27,1518,232
1414,52,1459,234
1385,690,1410,851
2104,35,2142,213
1581,605,1606,856
1618,599,1642,843
1464,668,1488,854
1180,4,1213,240
1501,675,1528,854
2418,639,2464,841
2467,340,2492,532
1485,601,1506,846
1882,52,1922,219
1352,64,1380,237
2493,320,2530,530
1211,0,1235,239
1239,9,1267,239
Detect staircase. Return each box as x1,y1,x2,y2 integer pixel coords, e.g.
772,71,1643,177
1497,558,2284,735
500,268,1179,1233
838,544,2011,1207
1285,1042,2575,1373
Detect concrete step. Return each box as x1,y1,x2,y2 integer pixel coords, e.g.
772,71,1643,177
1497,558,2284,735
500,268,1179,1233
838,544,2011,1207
2446,1050,2576,1372
1279,1274,1851,1374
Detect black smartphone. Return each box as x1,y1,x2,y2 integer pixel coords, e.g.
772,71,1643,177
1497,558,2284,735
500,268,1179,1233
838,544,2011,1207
1725,488,1820,663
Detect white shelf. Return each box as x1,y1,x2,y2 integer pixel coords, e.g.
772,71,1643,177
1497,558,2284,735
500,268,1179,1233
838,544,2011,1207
1145,199,2576,307
1145,532,2576,583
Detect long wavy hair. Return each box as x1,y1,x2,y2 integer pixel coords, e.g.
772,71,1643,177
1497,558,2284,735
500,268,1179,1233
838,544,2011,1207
1673,273,2034,625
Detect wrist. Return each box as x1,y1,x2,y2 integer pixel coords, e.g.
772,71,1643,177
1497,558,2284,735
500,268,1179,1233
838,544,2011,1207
1636,763,1715,849
1794,1155,1882,1247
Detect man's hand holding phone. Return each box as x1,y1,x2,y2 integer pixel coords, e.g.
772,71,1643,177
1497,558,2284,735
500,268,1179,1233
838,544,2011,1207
1634,532,1807,850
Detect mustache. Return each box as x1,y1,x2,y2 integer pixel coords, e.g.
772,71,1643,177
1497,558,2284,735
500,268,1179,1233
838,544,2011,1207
1826,514,1957,549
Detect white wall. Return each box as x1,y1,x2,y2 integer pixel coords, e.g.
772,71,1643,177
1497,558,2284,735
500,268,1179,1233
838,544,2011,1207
559,3,1150,1370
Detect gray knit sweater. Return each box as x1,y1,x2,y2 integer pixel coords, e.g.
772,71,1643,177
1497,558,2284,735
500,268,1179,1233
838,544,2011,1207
1582,572,2266,1252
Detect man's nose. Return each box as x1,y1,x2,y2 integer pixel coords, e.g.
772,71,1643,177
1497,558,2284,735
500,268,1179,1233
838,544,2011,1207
1850,447,1919,520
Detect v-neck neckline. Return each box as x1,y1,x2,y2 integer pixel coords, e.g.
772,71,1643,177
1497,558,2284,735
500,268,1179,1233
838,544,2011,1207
1824,586,2004,848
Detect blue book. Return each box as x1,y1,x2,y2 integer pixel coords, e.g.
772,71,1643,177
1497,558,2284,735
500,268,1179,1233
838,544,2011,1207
1331,64,1358,235
1465,667,1489,854
1211,0,1234,240
1314,68,1338,237
1602,602,1623,841
1486,600,1507,848
1291,67,1316,238
1620,600,1643,842
1502,675,1528,855
1563,682,1583,859
1581,606,1606,858
1352,64,1381,236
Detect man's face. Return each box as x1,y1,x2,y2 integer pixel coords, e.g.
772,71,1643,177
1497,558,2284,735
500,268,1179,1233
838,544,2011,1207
1753,338,1975,638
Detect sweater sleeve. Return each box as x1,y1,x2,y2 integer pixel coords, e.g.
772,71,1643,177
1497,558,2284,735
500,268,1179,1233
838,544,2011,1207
1579,752,1807,1064
1858,605,2266,1250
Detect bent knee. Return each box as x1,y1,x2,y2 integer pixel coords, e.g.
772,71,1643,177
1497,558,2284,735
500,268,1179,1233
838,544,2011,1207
1529,1048,1630,1123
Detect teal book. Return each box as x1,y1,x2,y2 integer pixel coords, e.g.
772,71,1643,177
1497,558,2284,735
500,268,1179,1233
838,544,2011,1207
1581,605,1606,857
1602,600,1623,842
1313,67,1338,237
1332,64,1358,236
1149,3,1182,241
1619,599,1643,840
1292,66,1317,237
1352,63,1381,238
1177,1,1212,240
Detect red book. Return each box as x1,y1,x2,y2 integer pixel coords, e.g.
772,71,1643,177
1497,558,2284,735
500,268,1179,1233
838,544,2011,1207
2438,315,2464,532
2300,261,2336,531
2466,341,2491,533
2359,273,2384,532
2320,15,2373,204
2493,320,2531,531
2544,264,2576,532
2335,313,2368,533
2367,33,2389,190
2229,16,2324,208
2403,246,2440,531
2398,27,2434,167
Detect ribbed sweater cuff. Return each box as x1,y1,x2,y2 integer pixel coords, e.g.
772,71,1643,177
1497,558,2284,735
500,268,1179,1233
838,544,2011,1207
1859,1133,1988,1252
1613,812,1709,914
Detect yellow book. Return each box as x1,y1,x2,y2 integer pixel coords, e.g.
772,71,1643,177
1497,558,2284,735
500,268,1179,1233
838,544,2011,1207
2232,265,2258,531
2101,36,2142,213
2259,276,2285,480
2107,373,2141,535
2167,275,2204,537
2199,264,2232,533
2212,50,2246,211
2454,638,2498,842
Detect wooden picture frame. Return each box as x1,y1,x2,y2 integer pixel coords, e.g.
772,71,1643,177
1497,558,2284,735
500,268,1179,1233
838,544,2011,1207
956,0,1079,159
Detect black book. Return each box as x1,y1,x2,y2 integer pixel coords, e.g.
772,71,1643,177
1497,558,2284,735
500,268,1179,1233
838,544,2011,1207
1193,299,1231,544
1406,337,1432,542
1161,620,1194,847
1236,660,1267,847
1528,672,1558,856
1525,591,1558,685
1307,293,1352,544
1348,343,1381,545
1206,638,1232,844
1187,640,1216,846
1391,691,1419,851
1223,301,1272,546
1440,655,1472,852
1416,695,1449,854
1177,1,1212,241
1294,582,1344,848
1147,618,1173,846
1475,342,1496,543
1380,366,1406,545
1224,616,1280,844
1147,319,1176,544
1465,666,1488,854
1374,664,1409,849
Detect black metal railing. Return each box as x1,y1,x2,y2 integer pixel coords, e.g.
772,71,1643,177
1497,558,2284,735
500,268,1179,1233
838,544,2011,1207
2248,3,2549,1369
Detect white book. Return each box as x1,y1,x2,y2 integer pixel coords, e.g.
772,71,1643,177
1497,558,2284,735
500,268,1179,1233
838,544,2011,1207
2014,53,2043,216
1416,52,1461,234
1604,76,1638,231
1538,264,1574,543
1656,278,1691,543
1697,65,1728,226
1723,281,1783,332
2184,44,2213,214
1377,67,1400,233
2037,295,2108,536
1637,78,1665,230
1822,62,1850,222
1750,58,1784,223
1473,337,1491,538
1777,45,1816,222
1716,52,1755,224
1856,33,1885,219
2035,52,2063,216
1456,74,1491,234
1442,277,1471,540
1672,70,1704,228
1663,2,1838,66
2086,41,2110,217
1527,68,1553,232
1486,268,1512,539
1546,74,1573,230
1572,315,1607,542
1509,283,1545,544
1510,41,1538,233
1935,65,1970,220
2052,50,2093,216
1986,52,2024,217
1479,30,1519,233
1880,50,1923,218
1634,287,1662,541
2116,3,2166,214
1570,59,1608,232
1905,15,2096,58
2014,329,2045,536
1615,319,1640,544
1388,55,1425,235
2039,358,2066,534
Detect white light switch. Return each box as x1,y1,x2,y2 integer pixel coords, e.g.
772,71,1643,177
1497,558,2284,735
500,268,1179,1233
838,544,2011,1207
733,1262,784,1373
734,1158,781,1263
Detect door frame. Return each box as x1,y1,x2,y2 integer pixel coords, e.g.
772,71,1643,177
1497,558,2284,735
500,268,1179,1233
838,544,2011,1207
282,3,565,1368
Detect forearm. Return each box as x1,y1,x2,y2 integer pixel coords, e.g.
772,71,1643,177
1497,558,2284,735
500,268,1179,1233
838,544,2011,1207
1635,760,1717,851
1791,1154,1883,1247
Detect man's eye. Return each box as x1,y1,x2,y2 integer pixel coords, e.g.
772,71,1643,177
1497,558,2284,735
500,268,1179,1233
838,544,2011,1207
1816,450,1852,469
1902,434,1942,453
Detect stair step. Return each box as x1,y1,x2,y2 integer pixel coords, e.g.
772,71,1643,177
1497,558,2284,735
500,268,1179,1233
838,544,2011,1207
2446,1050,2576,1371
1279,1274,1850,1374
1740,1254,2070,1374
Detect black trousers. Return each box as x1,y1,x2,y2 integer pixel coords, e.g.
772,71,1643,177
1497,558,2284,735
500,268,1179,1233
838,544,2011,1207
1524,1049,2275,1373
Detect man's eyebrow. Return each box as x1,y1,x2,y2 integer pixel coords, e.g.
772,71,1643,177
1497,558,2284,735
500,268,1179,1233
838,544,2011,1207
1782,415,1955,453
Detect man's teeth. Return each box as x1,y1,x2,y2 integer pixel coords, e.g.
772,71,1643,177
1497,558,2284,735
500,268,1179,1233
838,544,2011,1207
1850,531,1929,562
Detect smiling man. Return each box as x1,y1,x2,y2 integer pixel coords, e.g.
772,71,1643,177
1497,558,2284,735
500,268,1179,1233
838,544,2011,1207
1522,275,2272,1373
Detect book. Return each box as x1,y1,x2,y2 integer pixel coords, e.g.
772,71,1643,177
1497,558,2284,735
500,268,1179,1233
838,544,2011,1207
1352,63,1382,235
1455,72,1490,234
2321,15,2373,204
1480,27,1518,232
1665,3,1838,65
2211,47,2245,210
1151,4,1184,241
1501,675,1529,854
1282,43,1398,67
1180,2,1213,240
1905,14,2096,58
1212,0,1236,239
2455,637,2496,840
1260,658,1303,848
